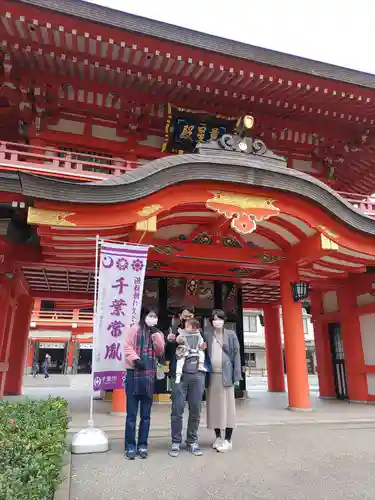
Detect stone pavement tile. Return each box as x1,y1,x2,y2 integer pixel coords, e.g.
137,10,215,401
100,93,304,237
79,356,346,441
70,424,375,500
23,374,70,387
68,393,375,432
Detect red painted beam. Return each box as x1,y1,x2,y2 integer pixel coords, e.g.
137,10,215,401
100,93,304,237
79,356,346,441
289,234,329,264
315,258,366,274
147,269,279,285
0,192,25,204
0,242,42,263
5,34,365,128
2,62,370,144
271,217,307,242
35,129,168,160
38,239,283,266
30,291,93,301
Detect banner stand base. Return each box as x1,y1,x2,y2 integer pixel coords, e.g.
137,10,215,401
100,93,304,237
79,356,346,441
71,421,109,455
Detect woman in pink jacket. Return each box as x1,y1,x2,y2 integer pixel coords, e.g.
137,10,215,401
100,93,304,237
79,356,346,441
124,307,165,459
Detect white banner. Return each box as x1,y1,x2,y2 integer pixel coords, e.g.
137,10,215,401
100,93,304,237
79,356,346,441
92,242,149,391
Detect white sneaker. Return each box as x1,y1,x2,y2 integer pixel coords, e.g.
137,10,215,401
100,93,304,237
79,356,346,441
217,440,233,453
212,437,222,450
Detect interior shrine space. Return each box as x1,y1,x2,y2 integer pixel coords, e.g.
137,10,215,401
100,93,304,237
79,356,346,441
2,0,375,411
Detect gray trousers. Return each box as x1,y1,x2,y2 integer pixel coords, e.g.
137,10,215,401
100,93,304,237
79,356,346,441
171,371,205,444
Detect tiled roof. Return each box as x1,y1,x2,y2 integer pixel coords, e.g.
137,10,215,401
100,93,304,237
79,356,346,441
3,149,375,237
18,0,375,90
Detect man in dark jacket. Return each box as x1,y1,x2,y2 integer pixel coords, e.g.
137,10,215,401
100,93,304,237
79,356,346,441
165,306,195,382
166,306,207,457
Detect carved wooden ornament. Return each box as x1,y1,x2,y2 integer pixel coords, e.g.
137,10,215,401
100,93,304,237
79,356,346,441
27,207,76,227
206,191,280,235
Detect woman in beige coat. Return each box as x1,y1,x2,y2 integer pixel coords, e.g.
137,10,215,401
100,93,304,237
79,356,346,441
205,309,242,453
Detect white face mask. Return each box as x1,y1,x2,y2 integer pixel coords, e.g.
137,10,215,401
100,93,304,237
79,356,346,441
212,319,224,329
145,316,158,327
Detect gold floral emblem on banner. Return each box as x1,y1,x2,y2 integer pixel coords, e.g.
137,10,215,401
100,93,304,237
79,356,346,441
27,207,76,227
206,191,279,234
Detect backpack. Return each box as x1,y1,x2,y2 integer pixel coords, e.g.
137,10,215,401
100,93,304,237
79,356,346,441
182,332,201,374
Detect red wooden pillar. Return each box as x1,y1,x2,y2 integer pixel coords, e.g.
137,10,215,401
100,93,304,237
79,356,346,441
67,339,76,373
111,389,126,415
0,278,17,397
337,284,367,402
26,340,34,370
310,291,336,398
32,298,41,317
280,260,311,410
0,281,11,356
28,137,45,165
263,305,285,392
4,295,34,395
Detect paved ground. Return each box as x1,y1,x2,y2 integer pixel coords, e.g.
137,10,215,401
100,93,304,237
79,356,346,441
17,375,375,499
22,373,320,392
20,374,369,432
70,423,375,500
17,374,375,432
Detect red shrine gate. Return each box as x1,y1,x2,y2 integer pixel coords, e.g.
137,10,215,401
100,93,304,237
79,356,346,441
1,0,375,409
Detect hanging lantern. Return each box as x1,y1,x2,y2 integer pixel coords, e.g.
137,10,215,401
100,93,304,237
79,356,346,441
291,282,310,302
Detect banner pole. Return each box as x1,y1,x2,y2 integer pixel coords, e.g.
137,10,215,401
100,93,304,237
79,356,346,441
71,235,109,454
87,236,154,248
88,234,100,426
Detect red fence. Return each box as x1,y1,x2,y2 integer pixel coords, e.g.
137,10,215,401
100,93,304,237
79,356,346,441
336,191,375,218
30,310,94,327
0,140,139,181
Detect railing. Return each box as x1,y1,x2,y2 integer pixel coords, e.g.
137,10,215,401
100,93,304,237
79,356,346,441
0,140,139,181
1,140,375,216
30,310,94,327
337,191,375,217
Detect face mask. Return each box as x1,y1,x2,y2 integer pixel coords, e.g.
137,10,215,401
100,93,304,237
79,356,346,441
145,316,158,327
212,319,224,329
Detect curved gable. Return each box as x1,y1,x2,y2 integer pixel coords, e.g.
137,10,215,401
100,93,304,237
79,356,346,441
17,150,375,236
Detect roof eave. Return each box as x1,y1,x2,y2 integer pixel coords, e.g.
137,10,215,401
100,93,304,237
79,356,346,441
15,0,375,90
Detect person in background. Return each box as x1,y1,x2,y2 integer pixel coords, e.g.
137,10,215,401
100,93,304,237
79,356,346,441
165,305,195,391
32,359,39,378
205,309,242,453
124,307,165,460
43,353,51,378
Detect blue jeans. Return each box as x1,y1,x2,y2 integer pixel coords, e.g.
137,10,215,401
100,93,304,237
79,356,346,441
125,370,153,451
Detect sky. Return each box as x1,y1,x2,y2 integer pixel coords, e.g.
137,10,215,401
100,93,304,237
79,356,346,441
87,0,375,74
